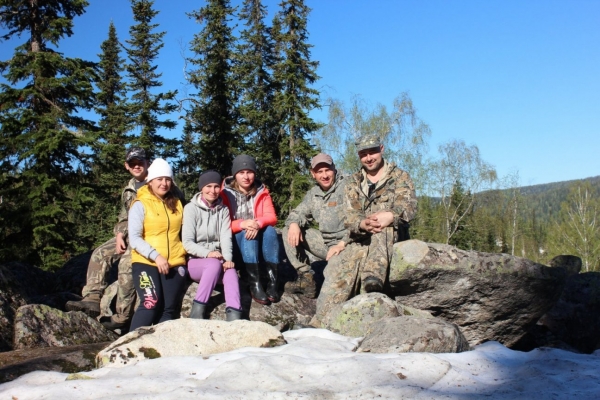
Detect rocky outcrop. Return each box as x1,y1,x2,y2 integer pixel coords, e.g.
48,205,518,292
13,305,118,350
390,240,568,347
357,316,470,354
0,342,109,383
96,319,286,368
0,262,56,352
534,272,600,353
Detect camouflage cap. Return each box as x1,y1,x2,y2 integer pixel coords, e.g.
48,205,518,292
355,134,382,152
125,147,147,162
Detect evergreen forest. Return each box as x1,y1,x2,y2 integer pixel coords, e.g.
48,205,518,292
1,0,598,272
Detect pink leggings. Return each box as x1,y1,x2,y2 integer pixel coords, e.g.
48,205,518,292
187,258,241,310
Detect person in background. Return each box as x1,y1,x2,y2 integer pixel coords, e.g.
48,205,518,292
128,158,187,330
182,170,242,321
221,155,280,305
67,147,148,332
283,153,349,298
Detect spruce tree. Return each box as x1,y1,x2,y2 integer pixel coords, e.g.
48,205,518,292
234,0,280,193
271,0,321,216
126,0,178,160
0,0,97,269
181,0,238,185
89,22,131,242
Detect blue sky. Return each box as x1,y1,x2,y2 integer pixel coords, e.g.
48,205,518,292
1,0,598,186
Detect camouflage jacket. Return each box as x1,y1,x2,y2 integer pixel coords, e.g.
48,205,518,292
113,178,185,240
345,161,417,241
285,174,350,246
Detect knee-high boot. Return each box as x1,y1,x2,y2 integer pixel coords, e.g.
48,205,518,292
265,262,280,303
245,263,270,305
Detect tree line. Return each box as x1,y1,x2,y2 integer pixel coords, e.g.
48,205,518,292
1,0,597,272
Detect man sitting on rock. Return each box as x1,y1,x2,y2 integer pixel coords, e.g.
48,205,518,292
66,147,149,331
311,135,417,326
283,153,349,298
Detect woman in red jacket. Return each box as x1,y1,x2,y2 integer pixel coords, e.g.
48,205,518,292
221,155,280,305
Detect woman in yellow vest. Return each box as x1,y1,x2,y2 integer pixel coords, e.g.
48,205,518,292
128,158,187,331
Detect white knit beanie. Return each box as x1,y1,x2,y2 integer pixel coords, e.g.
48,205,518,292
146,158,173,182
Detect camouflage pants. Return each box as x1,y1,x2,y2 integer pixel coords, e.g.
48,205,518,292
313,226,395,326
281,226,329,272
81,237,136,324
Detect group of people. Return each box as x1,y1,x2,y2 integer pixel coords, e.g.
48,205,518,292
66,133,417,332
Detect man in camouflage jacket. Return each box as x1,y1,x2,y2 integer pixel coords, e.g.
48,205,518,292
312,135,417,326
66,147,149,330
283,153,349,298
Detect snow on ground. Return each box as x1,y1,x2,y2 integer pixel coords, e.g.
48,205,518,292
1,329,599,399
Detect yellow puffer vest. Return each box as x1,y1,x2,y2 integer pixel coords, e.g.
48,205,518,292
131,185,186,267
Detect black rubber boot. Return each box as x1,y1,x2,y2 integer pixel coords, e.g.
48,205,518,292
265,262,280,303
245,263,270,305
226,307,243,321
189,300,207,319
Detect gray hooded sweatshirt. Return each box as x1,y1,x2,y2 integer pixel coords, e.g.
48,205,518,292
182,193,233,261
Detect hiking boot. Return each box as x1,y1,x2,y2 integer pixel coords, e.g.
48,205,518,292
66,294,101,318
285,270,317,298
99,315,129,332
363,276,383,293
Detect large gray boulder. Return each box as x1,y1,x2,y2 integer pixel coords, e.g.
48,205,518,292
357,316,470,354
535,272,600,353
13,304,117,350
96,318,286,368
390,240,568,347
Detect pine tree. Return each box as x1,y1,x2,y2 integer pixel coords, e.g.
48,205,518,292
88,22,131,243
0,0,97,269
126,0,178,160
271,0,321,216
234,0,280,192
181,0,238,187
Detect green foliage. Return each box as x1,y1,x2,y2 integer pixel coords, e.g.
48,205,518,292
0,0,97,270
270,0,321,216
125,0,178,160
235,0,281,200
180,0,238,192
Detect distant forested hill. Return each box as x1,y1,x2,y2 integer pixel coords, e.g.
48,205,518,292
516,176,600,220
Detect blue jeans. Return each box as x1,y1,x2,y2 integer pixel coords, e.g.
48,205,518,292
233,225,280,264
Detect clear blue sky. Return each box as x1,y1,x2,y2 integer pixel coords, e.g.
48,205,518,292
1,0,598,186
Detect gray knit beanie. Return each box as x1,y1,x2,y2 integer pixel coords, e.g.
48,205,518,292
198,170,222,191
231,154,257,177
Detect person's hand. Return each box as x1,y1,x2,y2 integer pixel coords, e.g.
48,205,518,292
370,211,394,230
326,241,345,261
287,223,303,247
359,215,381,233
245,226,258,240
115,233,127,254
223,260,235,271
241,219,260,230
207,251,223,260
155,255,170,274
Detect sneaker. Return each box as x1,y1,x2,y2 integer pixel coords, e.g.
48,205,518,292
65,295,101,318
284,270,317,298
363,276,383,293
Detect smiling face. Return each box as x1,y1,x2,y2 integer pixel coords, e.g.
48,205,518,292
311,163,336,191
358,145,384,173
234,169,255,193
201,183,221,204
148,176,172,199
125,158,149,181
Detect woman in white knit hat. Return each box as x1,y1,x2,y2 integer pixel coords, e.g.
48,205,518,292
128,158,187,331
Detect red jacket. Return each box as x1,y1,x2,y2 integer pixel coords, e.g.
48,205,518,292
221,178,277,234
